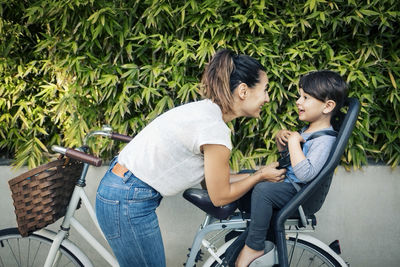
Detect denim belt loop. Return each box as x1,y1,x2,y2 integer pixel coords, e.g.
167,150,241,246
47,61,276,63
122,170,133,183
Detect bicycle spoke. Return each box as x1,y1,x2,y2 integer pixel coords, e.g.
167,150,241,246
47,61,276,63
0,240,5,267
294,248,305,267
289,234,299,266
288,241,296,265
6,239,21,266
0,251,4,267
307,254,314,267
28,238,30,267
30,241,42,267
17,238,22,266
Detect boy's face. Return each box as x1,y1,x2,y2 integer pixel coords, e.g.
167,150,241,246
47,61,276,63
296,89,333,123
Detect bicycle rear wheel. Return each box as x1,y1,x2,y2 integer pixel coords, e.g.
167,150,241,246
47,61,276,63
0,228,84,267
208,237,343,267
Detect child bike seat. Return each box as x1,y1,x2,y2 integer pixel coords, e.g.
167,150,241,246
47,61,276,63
183,188,238,220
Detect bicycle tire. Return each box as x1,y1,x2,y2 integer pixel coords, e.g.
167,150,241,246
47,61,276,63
0,228,84,267
208,237,342,267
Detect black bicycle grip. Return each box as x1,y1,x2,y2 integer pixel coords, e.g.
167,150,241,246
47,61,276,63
65,148,103,167
110,133,133,143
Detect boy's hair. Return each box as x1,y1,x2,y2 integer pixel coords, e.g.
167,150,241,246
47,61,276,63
201,49,265,114
299,70,348,116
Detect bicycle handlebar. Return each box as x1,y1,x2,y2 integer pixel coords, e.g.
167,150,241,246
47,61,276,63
51,145,103,167
83,126,133,145
110,132,133,143
51,127,131,167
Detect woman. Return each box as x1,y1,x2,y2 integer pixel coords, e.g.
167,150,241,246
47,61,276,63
95,49,286,267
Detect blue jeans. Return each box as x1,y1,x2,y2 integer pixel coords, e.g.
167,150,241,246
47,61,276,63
96,157,165,267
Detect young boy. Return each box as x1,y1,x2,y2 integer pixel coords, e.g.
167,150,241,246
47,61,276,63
235,70,348,267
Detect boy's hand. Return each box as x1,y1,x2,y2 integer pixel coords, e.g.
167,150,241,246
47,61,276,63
287,131,305,144
276,129,291,151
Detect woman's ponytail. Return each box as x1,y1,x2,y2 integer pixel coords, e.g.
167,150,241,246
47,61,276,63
201,49,235,114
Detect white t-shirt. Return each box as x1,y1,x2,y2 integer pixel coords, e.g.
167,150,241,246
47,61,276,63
118,99,232,196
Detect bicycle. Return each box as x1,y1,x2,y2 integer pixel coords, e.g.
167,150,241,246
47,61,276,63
0,97,359,267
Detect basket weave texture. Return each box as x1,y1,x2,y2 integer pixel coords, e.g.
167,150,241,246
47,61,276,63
8,157,83,237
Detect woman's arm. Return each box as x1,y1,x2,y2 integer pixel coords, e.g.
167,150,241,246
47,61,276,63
201,173,253,189
230,172,253,183
203,144,286,206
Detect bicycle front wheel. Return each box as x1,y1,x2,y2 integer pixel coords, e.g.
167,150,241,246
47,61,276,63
0,228,84,267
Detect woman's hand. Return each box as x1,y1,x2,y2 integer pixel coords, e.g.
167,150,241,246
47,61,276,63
255,162,286,183
275,129,291,151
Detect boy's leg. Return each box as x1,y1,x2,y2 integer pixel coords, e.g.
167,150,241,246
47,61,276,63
236,182,298,266
245,181,297,251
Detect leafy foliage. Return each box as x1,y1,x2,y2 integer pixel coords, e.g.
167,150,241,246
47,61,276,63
0,0,399,170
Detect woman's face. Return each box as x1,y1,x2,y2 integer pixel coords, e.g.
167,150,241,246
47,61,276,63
241,71,270,118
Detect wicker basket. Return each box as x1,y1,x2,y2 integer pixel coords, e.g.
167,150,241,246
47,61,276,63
8,157,83,237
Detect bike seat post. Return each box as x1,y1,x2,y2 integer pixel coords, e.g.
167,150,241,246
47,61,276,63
201,215,211,229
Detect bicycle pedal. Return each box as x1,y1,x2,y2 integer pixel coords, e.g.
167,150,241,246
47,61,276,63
249,241,277,267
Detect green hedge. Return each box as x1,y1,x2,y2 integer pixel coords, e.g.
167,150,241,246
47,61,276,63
1,0,399,170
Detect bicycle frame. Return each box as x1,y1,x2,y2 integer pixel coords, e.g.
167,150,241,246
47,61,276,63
43,162,119,267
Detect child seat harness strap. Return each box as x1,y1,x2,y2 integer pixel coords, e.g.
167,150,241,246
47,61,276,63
305,129,338,140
